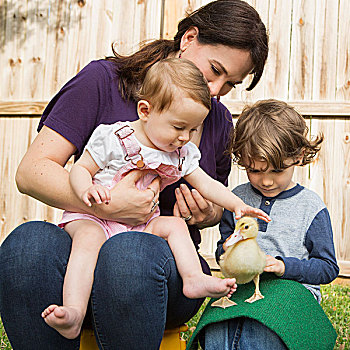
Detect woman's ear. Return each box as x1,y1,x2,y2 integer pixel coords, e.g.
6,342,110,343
138,100,151,121
180,26,199,52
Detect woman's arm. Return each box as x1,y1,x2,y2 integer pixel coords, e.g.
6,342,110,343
16,126,83,211
16,126,160,224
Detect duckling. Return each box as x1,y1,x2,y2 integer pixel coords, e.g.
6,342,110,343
212,217,266,308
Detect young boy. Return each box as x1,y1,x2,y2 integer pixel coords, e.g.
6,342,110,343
205,99,339,349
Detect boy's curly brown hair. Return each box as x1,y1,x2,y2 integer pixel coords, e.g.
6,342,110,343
229,99,324,170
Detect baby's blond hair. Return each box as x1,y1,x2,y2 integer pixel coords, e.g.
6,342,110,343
138,58,211,112
229,99,324,170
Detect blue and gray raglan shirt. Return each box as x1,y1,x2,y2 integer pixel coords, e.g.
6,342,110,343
216,183,339,302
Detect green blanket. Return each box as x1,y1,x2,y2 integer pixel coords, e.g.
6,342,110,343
187,273,336,350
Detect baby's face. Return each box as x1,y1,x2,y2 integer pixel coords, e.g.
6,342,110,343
142,94,208,152
244,158,297,197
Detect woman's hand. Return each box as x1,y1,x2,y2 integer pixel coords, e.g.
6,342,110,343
173,184,223,228
264,254,285,277
92,170,161,225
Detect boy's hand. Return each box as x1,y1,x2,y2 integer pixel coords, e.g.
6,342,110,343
81,184,111,207
235,203,271,223
264,254,285,277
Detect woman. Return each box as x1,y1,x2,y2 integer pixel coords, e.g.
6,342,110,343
0,1,268,348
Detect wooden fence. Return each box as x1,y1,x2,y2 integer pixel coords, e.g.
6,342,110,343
0,0,349,276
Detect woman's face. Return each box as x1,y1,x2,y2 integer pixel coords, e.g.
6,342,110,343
181,37,254,97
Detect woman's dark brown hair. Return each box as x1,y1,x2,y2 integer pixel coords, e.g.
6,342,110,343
107,0,268,101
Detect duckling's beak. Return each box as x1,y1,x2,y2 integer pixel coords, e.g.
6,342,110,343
225,229,243,248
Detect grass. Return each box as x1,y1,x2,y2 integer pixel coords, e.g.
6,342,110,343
0,320,11,350
1,283,349,350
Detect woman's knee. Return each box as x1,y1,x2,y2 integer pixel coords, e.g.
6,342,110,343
0,221,72,302
99,231,172,260
0,221,72,274
95,232,175,280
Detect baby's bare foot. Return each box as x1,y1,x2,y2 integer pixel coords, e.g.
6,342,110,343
183,274,237,299
41,304,84,339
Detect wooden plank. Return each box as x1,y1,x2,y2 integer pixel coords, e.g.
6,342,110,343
2,0,23,99
26,0,47,100
289,0,316,100
111,0,162,56
309,0,347,277
42,0,70,97
329,118,350,274
312,0,338,100
223,100,350,117
263,0,293,100
336,0,350,101
92,0,115,59
2,100,350,117
0,101,47,115
241,0,270,101
338,262,350,278
162,0,211,41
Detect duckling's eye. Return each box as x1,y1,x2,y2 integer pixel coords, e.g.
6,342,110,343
244,225,249,229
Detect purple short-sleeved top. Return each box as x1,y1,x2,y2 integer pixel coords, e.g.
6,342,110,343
39,60,233,258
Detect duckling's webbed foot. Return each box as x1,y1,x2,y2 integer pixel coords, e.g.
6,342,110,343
211,296,237,308
244,290,264,303
244,274,264,303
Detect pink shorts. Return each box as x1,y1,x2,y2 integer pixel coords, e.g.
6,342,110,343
59,210,158,239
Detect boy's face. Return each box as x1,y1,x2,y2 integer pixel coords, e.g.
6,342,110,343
245,158,298,197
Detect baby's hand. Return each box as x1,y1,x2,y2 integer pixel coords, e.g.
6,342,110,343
81,184,111,207
235,203,271,223
264,254,285,277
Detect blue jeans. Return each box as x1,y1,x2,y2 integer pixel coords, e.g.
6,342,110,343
0,221,204,349
203,318,288,350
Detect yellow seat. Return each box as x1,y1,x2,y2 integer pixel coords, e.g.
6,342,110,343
80,324,188,350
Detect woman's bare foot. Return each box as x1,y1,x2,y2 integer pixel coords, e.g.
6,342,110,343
183,274,237,299
41,304,84,339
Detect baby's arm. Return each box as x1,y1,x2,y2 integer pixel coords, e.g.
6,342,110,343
70,150,110,207
184,168,270,222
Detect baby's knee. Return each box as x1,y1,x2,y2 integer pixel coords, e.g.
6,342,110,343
160,216,189,237
66,220,106,243
170,216,188,230
159,216,188,230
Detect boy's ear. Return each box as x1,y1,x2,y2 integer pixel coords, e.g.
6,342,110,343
138,100,151,121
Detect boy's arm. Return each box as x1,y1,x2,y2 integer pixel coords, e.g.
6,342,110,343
215,208,236,264
277,208,339,285
69,150,101,199
184,167,270,222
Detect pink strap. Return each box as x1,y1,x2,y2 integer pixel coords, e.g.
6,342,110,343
114,124,145,168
